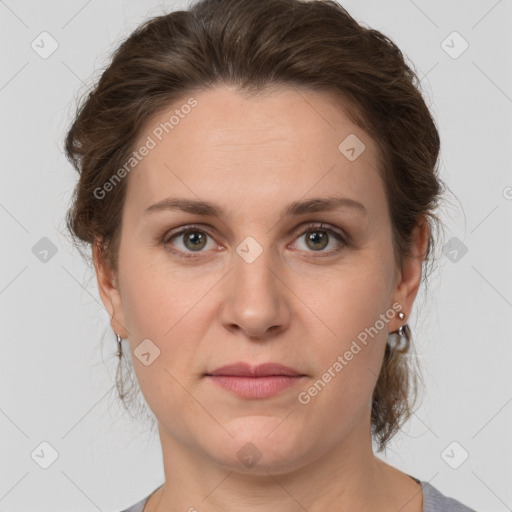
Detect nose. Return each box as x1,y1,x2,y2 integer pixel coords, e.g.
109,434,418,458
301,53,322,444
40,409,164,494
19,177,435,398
219,238,291,340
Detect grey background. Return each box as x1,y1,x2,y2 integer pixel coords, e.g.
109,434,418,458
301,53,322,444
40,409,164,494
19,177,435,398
1,0,511,510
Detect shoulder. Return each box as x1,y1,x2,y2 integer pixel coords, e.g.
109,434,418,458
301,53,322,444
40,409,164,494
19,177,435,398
421,481,477,512
117,481,478,512
118,493,151,512
118,483,163,512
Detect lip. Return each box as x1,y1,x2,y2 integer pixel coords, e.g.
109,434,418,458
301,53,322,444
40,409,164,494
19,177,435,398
206,362,304,377
205,362,306,399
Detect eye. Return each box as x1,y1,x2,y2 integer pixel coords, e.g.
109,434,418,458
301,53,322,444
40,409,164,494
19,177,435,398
163,224,216,259
162,222,348,259
291,222,347,255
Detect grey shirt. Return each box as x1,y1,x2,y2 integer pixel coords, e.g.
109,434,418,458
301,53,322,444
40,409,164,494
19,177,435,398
120,480,476,511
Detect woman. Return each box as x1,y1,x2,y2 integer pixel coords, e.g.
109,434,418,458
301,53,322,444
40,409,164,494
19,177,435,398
64,0,476,510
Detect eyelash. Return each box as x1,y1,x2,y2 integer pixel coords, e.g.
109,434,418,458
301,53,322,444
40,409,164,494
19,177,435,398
161,222,349,260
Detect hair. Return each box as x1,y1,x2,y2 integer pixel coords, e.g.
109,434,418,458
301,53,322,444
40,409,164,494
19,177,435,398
64,0,445,452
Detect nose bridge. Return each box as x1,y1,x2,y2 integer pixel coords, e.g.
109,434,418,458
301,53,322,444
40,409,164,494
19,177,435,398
222,231,287,335
233,233,278,296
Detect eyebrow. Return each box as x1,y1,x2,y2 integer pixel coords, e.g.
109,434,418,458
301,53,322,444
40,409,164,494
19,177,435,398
143,195,367,218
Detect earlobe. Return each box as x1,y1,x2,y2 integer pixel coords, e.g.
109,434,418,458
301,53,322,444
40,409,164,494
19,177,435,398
92,240,128,338
390,218,429,330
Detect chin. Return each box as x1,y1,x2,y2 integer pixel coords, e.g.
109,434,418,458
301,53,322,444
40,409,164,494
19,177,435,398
200,420,309,475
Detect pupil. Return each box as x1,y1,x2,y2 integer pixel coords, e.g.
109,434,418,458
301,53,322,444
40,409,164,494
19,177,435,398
308,231,327,250
187,232,205,250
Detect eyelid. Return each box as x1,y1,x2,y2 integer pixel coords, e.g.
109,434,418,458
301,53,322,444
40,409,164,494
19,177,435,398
162,223,216,245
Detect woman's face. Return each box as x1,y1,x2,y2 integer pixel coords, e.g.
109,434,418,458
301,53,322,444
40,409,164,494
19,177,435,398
96,85,424,473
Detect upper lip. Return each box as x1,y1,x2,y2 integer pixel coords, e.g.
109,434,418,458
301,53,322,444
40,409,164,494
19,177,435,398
206,362,304,377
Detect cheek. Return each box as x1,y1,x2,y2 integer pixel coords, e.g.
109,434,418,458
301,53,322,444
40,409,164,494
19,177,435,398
118,245,200,339
305,258,392,339
117,246,218,381
117,249,207,425
297,259,391,403
298,298,387,437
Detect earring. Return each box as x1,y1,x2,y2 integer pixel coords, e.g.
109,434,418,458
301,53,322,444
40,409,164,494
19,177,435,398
115,332,123,358
387,310,408,351
393,311,409,351
397,311,405,337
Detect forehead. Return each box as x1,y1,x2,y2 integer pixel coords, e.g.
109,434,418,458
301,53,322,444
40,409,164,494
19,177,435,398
124,85,387,223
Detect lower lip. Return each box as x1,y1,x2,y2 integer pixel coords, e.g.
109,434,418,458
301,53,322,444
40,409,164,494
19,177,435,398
206,375,304,399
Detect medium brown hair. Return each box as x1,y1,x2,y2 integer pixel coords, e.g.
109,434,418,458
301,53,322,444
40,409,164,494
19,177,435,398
64,0,445,452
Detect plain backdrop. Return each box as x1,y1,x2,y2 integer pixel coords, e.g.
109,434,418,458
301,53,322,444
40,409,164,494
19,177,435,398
1,0,511,511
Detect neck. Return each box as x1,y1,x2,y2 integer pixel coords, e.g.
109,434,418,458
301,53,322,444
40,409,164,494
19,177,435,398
146,420,422,512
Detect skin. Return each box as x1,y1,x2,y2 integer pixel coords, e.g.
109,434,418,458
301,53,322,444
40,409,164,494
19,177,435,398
94,85,429,511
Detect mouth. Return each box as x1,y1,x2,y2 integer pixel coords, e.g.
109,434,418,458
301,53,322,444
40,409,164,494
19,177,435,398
205,362,305,378
204,362,306,399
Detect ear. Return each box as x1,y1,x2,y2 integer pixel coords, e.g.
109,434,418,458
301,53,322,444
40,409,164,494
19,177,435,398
389,217,429,331
92,240,128,338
